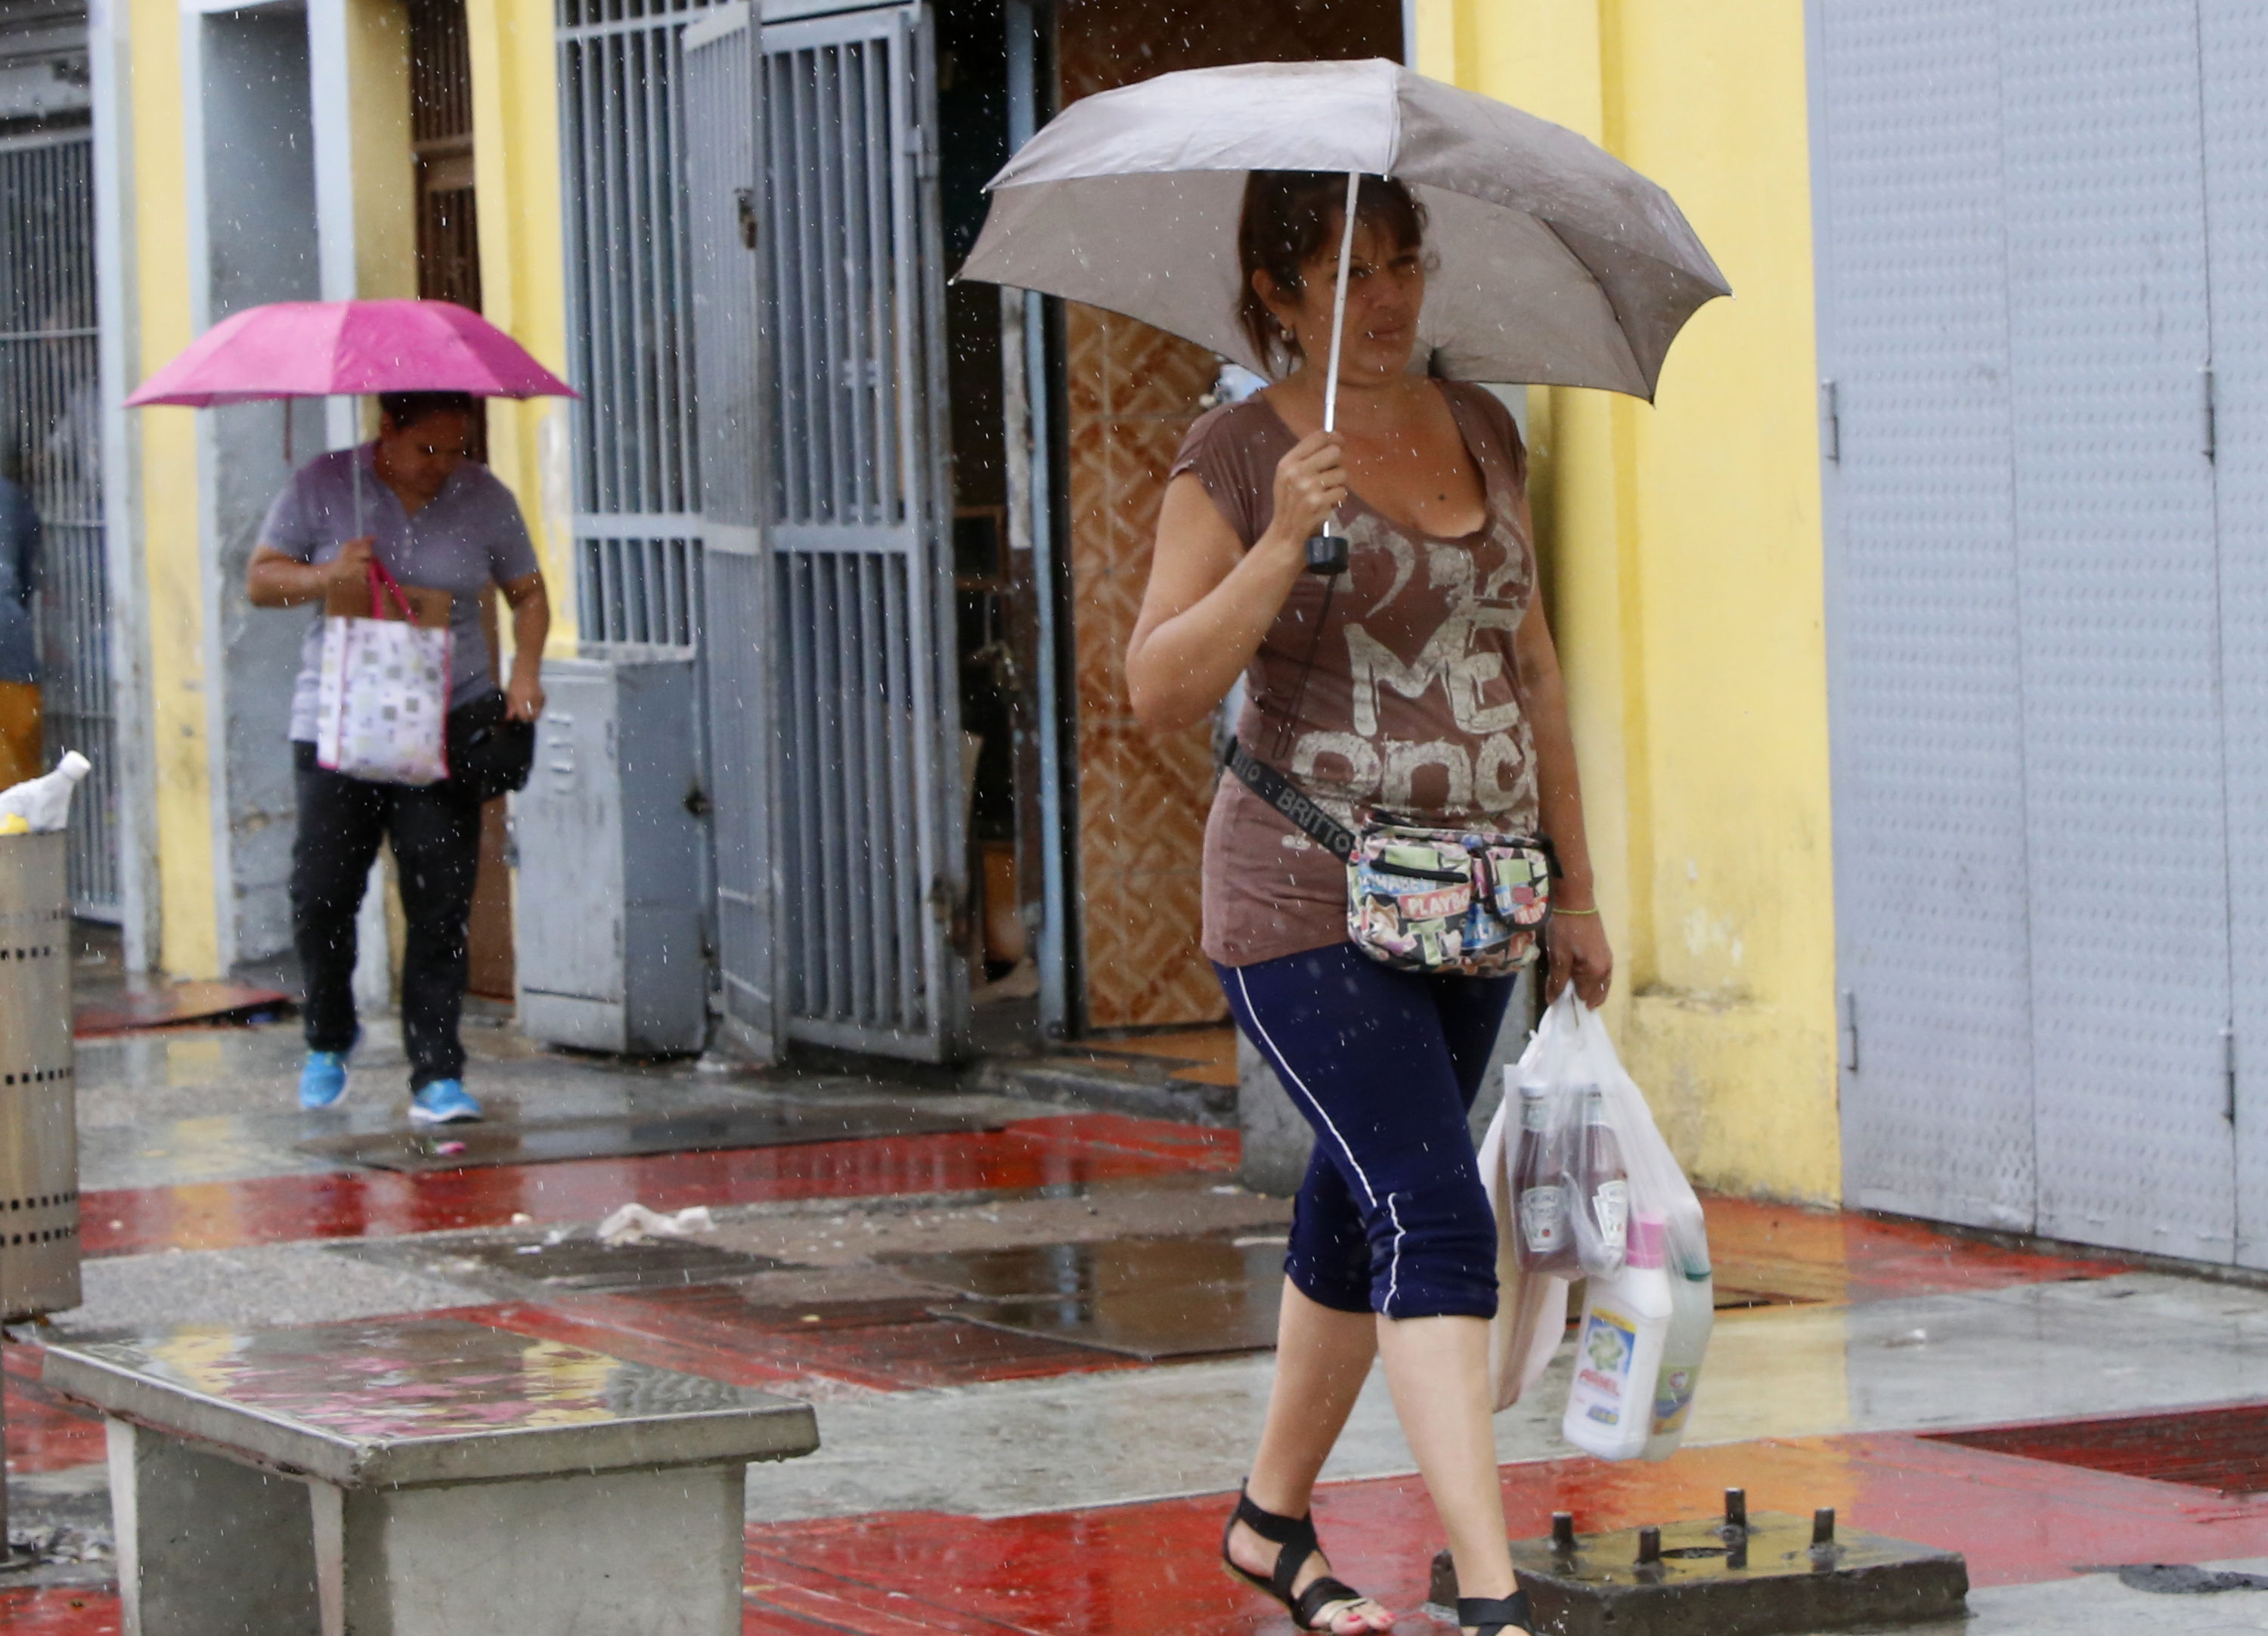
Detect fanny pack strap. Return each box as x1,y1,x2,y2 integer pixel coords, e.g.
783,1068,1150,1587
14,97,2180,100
1225,737,1356,863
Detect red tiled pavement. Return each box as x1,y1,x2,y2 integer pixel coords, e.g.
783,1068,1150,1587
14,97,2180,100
28,1419,2268,1636
0,1591,121,1634
1702,1194,2125,1306
736,1428,2268,1636
79,1115,1237,1257
3,1341,104,1476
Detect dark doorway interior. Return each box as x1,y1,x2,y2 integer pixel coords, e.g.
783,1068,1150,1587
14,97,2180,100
935,0,1033,1016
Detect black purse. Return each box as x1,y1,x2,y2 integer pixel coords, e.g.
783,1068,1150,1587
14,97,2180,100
445,689,536,803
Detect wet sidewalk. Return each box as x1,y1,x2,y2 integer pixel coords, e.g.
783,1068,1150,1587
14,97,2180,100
8,1015,2268,1634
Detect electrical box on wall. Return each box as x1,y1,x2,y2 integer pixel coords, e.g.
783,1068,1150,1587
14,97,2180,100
513,648,707,1055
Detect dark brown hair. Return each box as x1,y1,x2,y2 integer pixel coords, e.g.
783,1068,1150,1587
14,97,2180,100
1236,171,1427,374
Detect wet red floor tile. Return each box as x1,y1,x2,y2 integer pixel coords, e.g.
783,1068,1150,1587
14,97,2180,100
0,1590,121,1634
1702,1194,2124,1306
738,1428,2268,1635
4,1341,104,1475
80,1116,1238,1257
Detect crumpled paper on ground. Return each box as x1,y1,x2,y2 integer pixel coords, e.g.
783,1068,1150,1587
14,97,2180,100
596,1202,717,1247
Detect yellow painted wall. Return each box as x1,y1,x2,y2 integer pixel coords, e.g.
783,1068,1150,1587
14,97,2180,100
1418,0,1841,1203
350,0,420,302
128,0,218,978
466,0,575,649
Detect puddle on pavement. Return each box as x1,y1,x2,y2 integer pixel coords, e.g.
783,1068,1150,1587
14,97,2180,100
887,1235,1285,1359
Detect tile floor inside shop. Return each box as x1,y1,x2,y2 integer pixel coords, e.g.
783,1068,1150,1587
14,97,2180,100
11,1017,2268,1634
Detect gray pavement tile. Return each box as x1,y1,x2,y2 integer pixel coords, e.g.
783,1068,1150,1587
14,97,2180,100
44,1241,488,1337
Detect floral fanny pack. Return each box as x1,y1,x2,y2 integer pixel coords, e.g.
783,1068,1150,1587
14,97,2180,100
1224,737,1555,976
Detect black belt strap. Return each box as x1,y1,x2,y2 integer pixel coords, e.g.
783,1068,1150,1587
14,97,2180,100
1225,738,1356,863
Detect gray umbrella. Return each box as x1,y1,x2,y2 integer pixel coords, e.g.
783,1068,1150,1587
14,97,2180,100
959,57,1729,405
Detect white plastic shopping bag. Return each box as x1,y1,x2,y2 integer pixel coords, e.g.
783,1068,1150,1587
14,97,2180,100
1526,989,1714,1461
316,563,451,786
1483,989,1715,1457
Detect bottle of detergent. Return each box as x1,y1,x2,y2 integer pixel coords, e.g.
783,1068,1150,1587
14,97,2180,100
1561,1213,1675,1461
1642,1256,1715,1461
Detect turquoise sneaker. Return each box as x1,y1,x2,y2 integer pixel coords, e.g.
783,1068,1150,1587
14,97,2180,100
409,1079,483,1126
298,1044,355,1110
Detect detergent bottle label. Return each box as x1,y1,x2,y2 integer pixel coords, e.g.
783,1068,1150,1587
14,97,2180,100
1652,1364,1702,1436
1572,1306,1638,1425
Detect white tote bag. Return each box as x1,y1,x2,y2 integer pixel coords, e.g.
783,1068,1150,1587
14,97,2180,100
315,563,451,786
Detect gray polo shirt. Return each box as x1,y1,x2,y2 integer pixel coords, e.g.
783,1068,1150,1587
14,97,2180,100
262,444,541,743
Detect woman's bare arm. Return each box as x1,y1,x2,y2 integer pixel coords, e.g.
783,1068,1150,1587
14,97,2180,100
1126,429,1345,734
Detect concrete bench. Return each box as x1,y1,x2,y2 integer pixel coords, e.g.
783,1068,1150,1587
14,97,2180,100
45,1316,818,1636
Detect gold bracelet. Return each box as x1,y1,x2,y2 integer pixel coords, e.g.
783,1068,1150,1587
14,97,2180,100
1554,905,1601,917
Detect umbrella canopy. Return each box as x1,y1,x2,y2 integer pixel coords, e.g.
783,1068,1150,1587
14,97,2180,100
125,299,576,407
959,58,1729,400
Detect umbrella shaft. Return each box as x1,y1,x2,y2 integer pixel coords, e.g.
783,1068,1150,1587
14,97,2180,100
1321,169,1359,439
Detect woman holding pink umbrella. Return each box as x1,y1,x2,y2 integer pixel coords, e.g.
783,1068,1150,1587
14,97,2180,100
132,299,575,1126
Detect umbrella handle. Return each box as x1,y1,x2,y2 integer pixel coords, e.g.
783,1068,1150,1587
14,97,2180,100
1306,169,1361,578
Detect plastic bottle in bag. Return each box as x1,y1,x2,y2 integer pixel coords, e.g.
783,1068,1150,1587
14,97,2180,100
1561,1214,1675,1461
0,751,90,834
1572,1085,1630,1275
1511,1080,1581,1275
1642,1262,1715,1461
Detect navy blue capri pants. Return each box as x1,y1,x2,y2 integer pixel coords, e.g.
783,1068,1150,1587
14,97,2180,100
1219,943,1517,1322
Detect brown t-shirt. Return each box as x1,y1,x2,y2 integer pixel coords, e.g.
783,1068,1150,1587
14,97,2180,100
1176,383,1539,967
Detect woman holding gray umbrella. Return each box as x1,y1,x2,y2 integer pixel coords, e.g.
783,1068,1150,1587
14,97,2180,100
962,60,1724,1636
1128,169,1597,1636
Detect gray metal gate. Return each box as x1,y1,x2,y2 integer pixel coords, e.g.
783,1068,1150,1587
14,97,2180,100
0,128,113,918
760,0,962,1058
1816,0,2250,1263
556,0,712,647
680,0,963,1061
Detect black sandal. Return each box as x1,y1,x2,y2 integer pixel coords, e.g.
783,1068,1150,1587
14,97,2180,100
1220,1483,1382,1632
1458,1591,1535,1636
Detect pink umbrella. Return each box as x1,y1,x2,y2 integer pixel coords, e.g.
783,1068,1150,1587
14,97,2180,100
127,298,575,538
126,299,576,407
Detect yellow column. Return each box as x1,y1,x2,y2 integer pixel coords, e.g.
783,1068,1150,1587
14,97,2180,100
129,0,218,978
350,0,420,300
1417,0,1841,1204
466,0,575,649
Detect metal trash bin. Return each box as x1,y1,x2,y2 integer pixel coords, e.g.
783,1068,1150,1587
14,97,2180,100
0,831,79,1321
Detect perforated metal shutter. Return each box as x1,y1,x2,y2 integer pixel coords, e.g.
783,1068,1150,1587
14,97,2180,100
682,2,775,1059
1818,1,2241,1259
1815,0,2036,1232
754,2,965,1061
2201,1,2268,1271
1998,2,2232,1261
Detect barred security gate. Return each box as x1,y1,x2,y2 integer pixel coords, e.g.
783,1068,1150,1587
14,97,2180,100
556,0,711,646
0,129,113,917
681,0,965,1061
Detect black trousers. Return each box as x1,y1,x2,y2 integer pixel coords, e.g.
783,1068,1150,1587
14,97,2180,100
291,741,482,1091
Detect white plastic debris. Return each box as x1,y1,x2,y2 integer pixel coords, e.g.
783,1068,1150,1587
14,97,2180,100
0,750,90,835
596,1202,717,1247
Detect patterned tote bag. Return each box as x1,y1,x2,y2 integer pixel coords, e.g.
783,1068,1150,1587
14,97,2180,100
315,562,451,785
